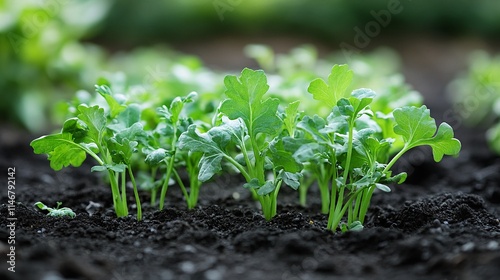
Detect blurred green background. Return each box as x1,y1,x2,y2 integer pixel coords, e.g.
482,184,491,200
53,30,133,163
1,0,500,131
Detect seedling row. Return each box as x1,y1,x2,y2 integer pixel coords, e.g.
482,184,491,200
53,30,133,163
31,64,461,232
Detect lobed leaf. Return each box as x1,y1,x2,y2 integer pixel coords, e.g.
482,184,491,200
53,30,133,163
283,100,300,137
307,64,353,108
220,68,281,138
76,105,107,144
95,85,126,118
31,133,87,171
393,105,461,161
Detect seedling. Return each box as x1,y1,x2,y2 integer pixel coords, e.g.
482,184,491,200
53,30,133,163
30,61,461,231
31,85,144,220
178,68,302,220
34,202,76,218
294,64,461,231
144,92,203,210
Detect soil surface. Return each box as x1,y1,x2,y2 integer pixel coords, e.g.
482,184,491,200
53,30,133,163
1,112,500,280
1,39,500,280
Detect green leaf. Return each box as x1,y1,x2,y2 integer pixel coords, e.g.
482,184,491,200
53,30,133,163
348,221,364,232
34,202,48,211
31,133,88,171
393,105,436,144
169,97,184,124
107,138,138,165
269,138,303,173
242,179,276,196
257,181,275,196
76,105,107,144
337,88,376,121
145,148,167,166
62,118,89,143
198,154,224,182
220,68,281,138
91,163,127,173
178,119,244,155
95,85,127,118
90,165,107,172
178,119,245,182
297,115,329,142
393,106,461,162
375,183,391,192
381,171,407,184
284,100,300,137
113,122,145,143
279,170,302,190
307,64,353,108
108,104,142,133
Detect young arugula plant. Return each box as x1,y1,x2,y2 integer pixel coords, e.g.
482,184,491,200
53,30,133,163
31,85,145,220
144,92,203,210
178,68,302,220
295,64,461,232
34,202,76,218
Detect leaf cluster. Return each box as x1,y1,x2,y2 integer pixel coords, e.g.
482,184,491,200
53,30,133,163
31,64,461,232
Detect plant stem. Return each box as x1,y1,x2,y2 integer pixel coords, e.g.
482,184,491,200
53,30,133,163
318,177,330,214
159,154,175,210
150,167,158,206
107,170,127,217
299,175,315,207
159,123,179,210
328,122,354,231
224,155,252,182
383,145,410,174
328,188,364,231
121,171,127,210
172,169,190,206
358,185,376,224
128,166,142,221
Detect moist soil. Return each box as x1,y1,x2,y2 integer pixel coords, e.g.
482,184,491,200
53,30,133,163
1,116,499,280
1,38,500,279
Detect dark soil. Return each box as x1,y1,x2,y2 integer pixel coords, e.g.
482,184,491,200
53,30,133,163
1,39,500,280
1,115,499,280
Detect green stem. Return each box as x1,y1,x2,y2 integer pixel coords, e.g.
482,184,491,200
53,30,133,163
159,123,179,210
271,180,282,218
120,171,127,211
261,195,272,221
188,165,201,210
224,155,252,182
358,185,376,224
107,170,127,217
80,144,127,217
299,175,315,207
128,166,142,221
159,154,175,210
328,188,365,232
172,169,190,206
351,190,363,223
151,189,157,206
383,145,411,174
342,122,355,185
328,123,354,230
327,173,338,229
150,167,158,206
318,178,330,214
